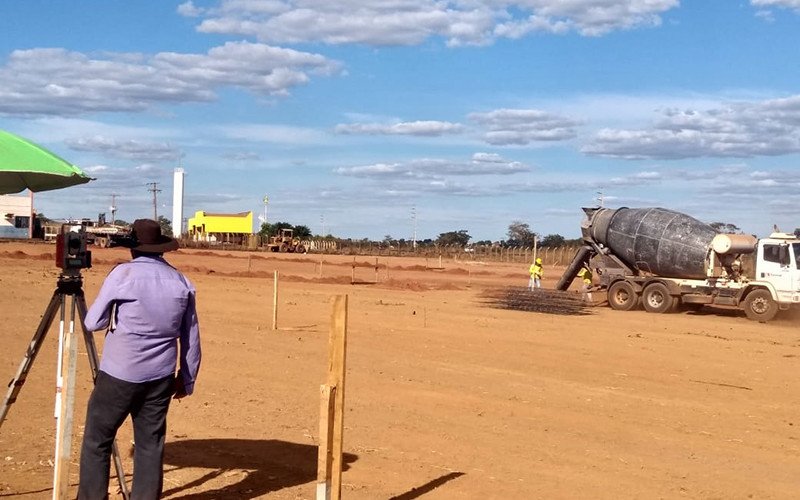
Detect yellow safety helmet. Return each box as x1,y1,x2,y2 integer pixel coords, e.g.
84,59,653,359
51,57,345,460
535,257,542,264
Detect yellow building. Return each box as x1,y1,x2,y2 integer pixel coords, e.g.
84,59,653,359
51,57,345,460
188,211,252,243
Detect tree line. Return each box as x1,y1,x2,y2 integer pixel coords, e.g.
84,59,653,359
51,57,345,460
37,213,800,247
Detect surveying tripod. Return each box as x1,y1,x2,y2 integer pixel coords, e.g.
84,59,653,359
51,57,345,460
0,270,130,500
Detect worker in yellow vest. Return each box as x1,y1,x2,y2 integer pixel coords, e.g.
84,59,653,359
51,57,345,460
529,257,543,290
577,264,593,303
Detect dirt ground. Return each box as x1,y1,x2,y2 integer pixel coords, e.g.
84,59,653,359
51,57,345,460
0,241,799,499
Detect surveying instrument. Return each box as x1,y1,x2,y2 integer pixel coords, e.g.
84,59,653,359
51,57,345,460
0,225,130,499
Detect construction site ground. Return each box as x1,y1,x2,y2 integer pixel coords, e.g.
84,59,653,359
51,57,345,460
1,241,798,499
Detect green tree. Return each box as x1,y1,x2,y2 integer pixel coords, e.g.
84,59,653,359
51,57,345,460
259,221,294,238
436,230,471,246
157,215,172,236
293,224,311,238
507,221,537,246
709,222,741,233
539,234,566,247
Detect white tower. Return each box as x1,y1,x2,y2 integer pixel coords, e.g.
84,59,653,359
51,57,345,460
172,168,185,237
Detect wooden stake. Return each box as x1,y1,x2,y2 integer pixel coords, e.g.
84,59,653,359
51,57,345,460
350,257,355,284
272,270,279,330
327,295,348,500
53,303,78,500
316,384,336,500
247,254,252,273
374,257,379,283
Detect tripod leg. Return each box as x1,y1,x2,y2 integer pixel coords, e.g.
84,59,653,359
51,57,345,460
76,295,131,500
0,290,62,428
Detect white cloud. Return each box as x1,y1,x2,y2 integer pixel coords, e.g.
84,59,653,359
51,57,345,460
223,151,262,161
215,123,330,144
469,108,582,145
185,0,680,46
751,0,800,11
335,153,530,179
66,136,183,162
582,94,800,159
177,1,204,17
334,120,464,136
0,42,342,116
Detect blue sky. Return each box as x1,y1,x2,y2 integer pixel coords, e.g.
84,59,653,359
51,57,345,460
1,0,799,241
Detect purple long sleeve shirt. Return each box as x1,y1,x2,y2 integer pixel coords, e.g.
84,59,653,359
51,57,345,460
84,255,201,395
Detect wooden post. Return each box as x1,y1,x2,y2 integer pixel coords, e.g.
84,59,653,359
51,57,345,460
317,384,336,500
319,253,324,278
351,257,355,284
247,254,252,273
438,255,442,268
272,270,279,330
325,295,348,500
374,257,379,283
53,302,79,500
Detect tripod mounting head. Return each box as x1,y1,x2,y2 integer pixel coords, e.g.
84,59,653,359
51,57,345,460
55,224,92,271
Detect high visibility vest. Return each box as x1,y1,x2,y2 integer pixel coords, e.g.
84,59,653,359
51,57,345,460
577,267,592,285
530,263,543,278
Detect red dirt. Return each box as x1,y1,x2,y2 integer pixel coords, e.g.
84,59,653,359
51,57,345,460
1,241,799,499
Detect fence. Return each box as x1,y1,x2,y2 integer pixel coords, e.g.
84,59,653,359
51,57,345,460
176,236,581,266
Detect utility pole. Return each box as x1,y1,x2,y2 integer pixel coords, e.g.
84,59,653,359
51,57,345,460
147,182,161,220
411,205,417,249
109,194,118,225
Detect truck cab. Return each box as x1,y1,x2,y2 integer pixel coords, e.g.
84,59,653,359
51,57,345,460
755,233,800,307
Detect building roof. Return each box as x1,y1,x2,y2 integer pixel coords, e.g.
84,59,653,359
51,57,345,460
196,211,251,218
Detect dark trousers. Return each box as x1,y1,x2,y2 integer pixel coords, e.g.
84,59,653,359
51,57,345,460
78,371,174,500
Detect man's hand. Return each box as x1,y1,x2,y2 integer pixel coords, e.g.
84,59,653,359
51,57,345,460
173,378,188,399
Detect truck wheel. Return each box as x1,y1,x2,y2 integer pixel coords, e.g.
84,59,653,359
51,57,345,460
608,281,638,311
642,283,677,314
744,289,778,322
279,243,289,253
296,245,306,254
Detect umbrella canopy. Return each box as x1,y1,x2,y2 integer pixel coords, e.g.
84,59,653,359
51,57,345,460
0,130,92,195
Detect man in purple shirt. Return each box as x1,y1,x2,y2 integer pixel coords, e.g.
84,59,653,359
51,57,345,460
78,219,201,500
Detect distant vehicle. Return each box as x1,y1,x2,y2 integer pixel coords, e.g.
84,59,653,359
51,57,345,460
266,228,307,253
557,207,800,322
73,215,130,248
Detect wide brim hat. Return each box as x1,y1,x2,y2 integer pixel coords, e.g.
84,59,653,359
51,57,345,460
123,218,179,253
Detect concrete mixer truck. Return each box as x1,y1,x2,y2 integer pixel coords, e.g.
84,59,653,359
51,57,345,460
556,207,800,322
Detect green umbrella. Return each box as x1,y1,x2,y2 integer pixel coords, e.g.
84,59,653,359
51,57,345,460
0,130,92,195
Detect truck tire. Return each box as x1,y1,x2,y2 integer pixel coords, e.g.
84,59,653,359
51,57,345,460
744,289,778,322
642,282,677,314
608,281,638,311
296,245,306,254
279,242,289,253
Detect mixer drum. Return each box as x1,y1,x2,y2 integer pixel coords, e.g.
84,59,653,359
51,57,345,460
588,207,717,279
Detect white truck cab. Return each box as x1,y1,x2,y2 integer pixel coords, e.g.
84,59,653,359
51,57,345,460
755,233,800,308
